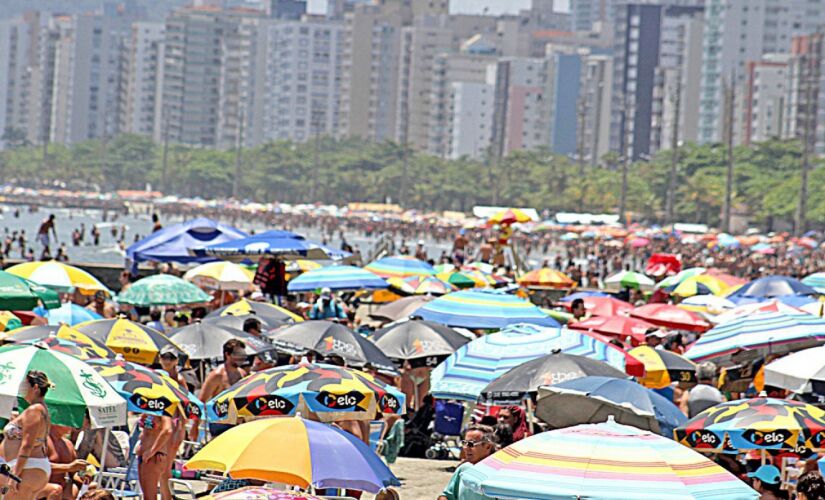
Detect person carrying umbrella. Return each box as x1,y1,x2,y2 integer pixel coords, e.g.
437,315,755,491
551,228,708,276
438,425,497,500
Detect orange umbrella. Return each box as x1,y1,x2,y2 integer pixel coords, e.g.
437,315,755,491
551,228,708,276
518,269,575,289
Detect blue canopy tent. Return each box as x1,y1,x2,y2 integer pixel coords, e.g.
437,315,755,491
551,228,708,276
201,230,350,262
126,218,247,271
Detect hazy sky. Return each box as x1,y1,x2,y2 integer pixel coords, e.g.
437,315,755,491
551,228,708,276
307,0,571,15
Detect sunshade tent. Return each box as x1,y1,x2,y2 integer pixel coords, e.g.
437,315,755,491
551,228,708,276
461,419,757,500
266,320,396,373
169,321,277,361
183,261,255,290
368,295,435,323
207,362,405,423
413,289,558,329
202,230,349,262
116,274,211,306
630,345,698,389
370,320,469,367
126,218,247,268
630,303,711,332
763,345,825,396
0,344,126,428
364,256,436,279
74,318,183,365
0,270,61,310
186,416,400,493
6,261,110,295
208,298,302,325
287,265,387,292
33,302,102,326
430,323,644,401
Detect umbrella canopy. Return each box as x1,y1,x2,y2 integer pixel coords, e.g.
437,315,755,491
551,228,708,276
0,270,61,310
675,398,825,452
87,358,202,419
209,298,302,325
33,302,102,326
670,275,729,297
536,377,687,435
656,267,708,289
568,315,656,345
288,265,387,292
558,291,610,301
19,336,116,360
604,270,655,291
266,320,396,373
286,259,323,274
574,296,633,317
461,419,757,500
202,230,348,262
6,261,110,295
430,323,644,401
517,268,575,289
763,345,825,396
169,321,277,361
644,253,682,278
74,318,183,365
413,289,558,329
388,275,454,295
684,311,825,365
364,256,436,279
5,324,113,352
678,295,736,317
207,488,323,500
183,261,255,290
117,274,211,307
436,270,484,289
370,320,469,366
479,352,627,404
368,295,435,323
203,313,290,332
630,304,711,332
727,276,818,305
0,311,23,332
0,344,126,428
629,345,698,389
126,218,247,266
207,362,405,423
487,208,534,225
186,416,399,493
802,272,825,293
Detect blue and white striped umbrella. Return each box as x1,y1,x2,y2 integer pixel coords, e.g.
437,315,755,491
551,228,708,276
685,311,825,364
412,289,558,329
429,323,644,401
287,265,387,292
803,272,825,294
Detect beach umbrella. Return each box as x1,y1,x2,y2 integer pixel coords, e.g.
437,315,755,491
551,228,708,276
368,295,435,323
0,311,23,332
285,259,322,274
209,298,302,324
207,362,405,423
656,267,707,289
169,321,277,361
0,270,61,310
536,377,687,435
5,324,113,352
126,218,247,268
517,268,575,289
364,256,435,279
575,296,633,317
461,419,757,500
558,291,610,301
74,318,183,365
19,336,116,360
207,488,323,500
387,275,454,295
430,323,644,401
370,320,469,367
202,229,348,262
800,300,825,317
802,272,825,293
568,315,656,345
186,416,399,492
706,269,748,288
203,313,289,333
713,300,804,325
678,295,736,317
675,398,825,452
33,302,102,326
435,270,483,289
0,344,126,428
266,320,396,373
604,270,655,291
413,289,558,329
116,274,211,307
287,265,387,292
6,261,111,295
630,303,711,332
670,275,728,297
433,263,455,274
762,345,825,396
684,311,825,365
479,352,626,405
87,358,202,419
629,345,698,389
487,208,533,225
727,275,818,305
183,261,255,290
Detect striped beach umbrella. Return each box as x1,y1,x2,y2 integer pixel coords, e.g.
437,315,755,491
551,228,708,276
517,268,575,289
287,265,387,292
604,270,655,291
6,261,111,295
74,318,183,365
0,270,61,311
183,261,255,290
364,256,435,279
461,419,757,500
430,323,644,401
629,345,698,389
117,274,211,307
413,289,558,329
802,272,825,293
713,299,804,325
655,267,707,289
684,311,825,365
0,344,127,428
387,276,454,295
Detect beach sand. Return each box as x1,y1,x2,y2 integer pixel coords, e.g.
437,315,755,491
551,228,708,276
364,457,458,499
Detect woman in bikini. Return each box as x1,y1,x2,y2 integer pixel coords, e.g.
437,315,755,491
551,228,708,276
135,414,172,500
2,370,53,500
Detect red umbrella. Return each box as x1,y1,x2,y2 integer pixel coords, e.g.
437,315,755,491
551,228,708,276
568,297,633,317
569,315,658,346
645,253,681,277
629,304,711,332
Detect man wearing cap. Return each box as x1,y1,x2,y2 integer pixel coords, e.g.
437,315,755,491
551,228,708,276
748,464,784,499
645,329,668,349
309,288,347,321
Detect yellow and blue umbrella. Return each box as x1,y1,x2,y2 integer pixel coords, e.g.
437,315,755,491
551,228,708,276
6,261,110,295
630,345,698,389
5,324,113,354
364,256,435,279
412,289,558,329
669,275,729,297
19,336,116,360
287,265,387,292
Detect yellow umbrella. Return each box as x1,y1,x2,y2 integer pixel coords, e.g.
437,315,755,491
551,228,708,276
6,261,110,295
487,208,533,225
517,268,575,289
183,261,255,291
286,260,322,273
671,275,728,297
74,319,183,365
629,345,698,389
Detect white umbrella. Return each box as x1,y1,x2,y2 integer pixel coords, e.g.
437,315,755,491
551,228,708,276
183,261,256,291
763,345,825,395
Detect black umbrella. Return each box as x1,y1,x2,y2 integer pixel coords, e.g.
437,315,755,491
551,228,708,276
207,298,300,326
371,320,470,368
478,350,627,404
203,313,288,332
265,320,396,373
169,321,277,361
368,296,435,323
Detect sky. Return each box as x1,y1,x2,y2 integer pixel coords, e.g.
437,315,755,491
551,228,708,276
307,0,570,16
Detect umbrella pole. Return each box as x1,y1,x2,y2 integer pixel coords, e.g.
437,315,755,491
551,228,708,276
761,448,766,466
525,398,536,435
96,426,110,484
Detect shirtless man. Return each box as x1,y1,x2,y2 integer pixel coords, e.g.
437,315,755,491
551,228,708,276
85,291,115,319
37,214,57,260
197,339,247,438
41,425,89,500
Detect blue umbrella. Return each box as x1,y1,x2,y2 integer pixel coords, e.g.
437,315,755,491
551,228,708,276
727,276,818,306
536,376,687,436
802,272,825,294
126,218,247,269
558,291,610,302
203,230,349,262
413,289,559,329
728,294,817,308
33,303,102,326
287,265,387,292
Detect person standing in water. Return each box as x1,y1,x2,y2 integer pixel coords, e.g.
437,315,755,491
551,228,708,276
37,214,57,259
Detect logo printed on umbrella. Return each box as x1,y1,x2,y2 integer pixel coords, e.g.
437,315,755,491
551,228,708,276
316,390,365,410
214,400,229,417
186,402,201,418
80,371,107,398
130,393,171,412
743,429,792,446
248,395,295,415
0,362,14,385
541,371,581,386
686,429,720,448
323,336,358,356
380,393,400,412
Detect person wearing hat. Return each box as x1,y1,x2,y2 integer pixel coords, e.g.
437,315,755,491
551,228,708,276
309,288,347,322
748,464,784,499
644,329,668,349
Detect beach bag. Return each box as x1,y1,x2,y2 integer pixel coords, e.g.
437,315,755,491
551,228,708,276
434,400,463,436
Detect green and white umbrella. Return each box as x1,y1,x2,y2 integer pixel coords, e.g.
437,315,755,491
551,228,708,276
116,274,211,307
655,267,707,290
0,270,61,311
604,270,655,291
0,344,127,428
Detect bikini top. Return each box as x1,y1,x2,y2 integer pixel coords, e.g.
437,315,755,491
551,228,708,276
4,405,49,449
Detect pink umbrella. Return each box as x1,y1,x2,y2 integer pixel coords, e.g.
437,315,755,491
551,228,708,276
629,237,650,248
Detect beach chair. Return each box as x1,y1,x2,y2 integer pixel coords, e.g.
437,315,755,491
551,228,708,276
167,478,198,499
97,427,141,499
426,400,463,460
368,420,385,452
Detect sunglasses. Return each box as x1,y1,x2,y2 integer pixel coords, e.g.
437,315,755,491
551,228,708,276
460,439,489,449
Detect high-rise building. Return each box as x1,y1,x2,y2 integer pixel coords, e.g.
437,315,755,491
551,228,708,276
545,45,585,157
784,34,825,156
743,54,792,145
580,53,614,164
570,0,615,32
267,0,307,19
120,22,165,139
0,13,38,148
25,12,60,148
